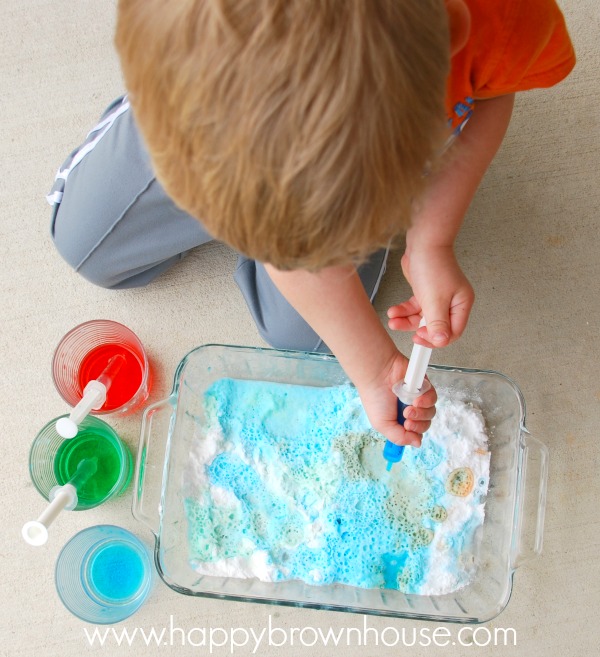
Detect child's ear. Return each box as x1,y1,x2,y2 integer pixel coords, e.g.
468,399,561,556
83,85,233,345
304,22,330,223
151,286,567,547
446,0,471,56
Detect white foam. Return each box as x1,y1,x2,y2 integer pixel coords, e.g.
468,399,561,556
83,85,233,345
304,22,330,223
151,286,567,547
192,551,278,581
418,398,490,594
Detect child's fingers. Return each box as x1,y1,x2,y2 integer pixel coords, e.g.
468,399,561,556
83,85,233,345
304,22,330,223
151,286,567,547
412,332,437,348
387,304,421,332
403,431,424,447
415,305,451,347
387,296,421,319
413,381,437,408
403,404,436,422
388,316,420,332
382,408,427,446
380,421,412,446
403,420,431,436
385,427,423,448
448,298,474,342
387,299,423,332
415,290,474,346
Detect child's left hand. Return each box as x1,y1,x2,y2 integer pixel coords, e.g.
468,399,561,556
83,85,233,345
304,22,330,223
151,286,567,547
387,244,474,348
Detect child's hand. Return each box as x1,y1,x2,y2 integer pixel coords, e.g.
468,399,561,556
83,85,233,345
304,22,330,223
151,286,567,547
356,351,437,448
387,245,474,348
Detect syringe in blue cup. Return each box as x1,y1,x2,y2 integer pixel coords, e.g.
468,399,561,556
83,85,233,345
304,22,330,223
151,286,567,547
383,318,433,471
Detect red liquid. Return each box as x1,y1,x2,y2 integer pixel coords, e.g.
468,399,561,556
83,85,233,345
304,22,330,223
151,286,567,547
78,344,144,411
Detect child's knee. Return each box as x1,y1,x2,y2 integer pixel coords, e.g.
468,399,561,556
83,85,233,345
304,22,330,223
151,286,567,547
257,320,324,353
50,200,133,290
234,259,329,353
50,202,107,288
47,98,159,289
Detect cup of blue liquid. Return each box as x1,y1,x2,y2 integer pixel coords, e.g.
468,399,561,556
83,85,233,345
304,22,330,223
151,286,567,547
55,525,152,624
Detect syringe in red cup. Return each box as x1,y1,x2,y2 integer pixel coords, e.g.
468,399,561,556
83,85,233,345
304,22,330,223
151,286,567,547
383,318,433,471
56,354,125,438
52,320,151,438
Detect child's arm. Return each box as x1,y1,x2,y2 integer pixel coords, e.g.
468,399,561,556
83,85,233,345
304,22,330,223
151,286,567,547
263,95,512,444
388,93,515,348
264,263,437,447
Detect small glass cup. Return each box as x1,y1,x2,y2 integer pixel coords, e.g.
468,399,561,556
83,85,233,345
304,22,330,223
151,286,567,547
52,319,151,417
55,525,153,624
29,415,132,510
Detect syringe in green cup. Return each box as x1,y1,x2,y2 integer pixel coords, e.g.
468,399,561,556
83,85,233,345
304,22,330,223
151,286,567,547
22,457,98,546
55,354,126,439
383,318,433,471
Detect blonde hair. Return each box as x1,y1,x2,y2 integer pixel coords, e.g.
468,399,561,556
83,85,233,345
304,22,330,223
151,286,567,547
116,0,450,270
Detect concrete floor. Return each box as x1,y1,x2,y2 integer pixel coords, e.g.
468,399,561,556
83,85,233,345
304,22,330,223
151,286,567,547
1,1,598,655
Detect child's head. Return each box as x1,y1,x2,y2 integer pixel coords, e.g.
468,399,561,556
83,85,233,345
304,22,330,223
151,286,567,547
116,0,450,270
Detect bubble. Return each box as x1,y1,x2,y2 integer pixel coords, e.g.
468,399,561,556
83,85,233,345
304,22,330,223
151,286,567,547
252,511,268,535
446,467,474,497
429,478,446,499
430,505,448,522
415,528,434,547
418,441,444,469
282,521,303,547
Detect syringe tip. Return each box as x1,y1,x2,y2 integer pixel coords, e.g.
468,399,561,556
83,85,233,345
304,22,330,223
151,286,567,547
386,461,393,471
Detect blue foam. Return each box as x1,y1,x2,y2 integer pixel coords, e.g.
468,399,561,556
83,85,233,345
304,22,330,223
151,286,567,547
185,379,484,593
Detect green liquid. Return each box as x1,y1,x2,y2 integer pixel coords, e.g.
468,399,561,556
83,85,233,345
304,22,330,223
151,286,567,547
53,426,130,509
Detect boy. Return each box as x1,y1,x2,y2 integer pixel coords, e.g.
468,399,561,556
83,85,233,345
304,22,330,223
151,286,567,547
48,0,575,448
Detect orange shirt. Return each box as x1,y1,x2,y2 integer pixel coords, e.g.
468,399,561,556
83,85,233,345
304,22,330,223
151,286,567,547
446,0,576,135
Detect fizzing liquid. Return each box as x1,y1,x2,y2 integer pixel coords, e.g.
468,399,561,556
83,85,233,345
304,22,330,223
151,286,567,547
53,425,131,508
77,343,143,411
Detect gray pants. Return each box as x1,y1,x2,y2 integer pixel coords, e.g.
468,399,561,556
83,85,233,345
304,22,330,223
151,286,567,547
48,97,389,352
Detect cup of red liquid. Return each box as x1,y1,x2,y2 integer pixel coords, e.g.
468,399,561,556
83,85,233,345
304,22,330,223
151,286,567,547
52,320,151,417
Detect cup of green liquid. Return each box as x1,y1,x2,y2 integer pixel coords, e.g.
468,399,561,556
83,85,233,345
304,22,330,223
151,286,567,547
23,416,132,545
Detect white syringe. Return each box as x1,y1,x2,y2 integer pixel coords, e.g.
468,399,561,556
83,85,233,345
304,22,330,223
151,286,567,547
22,457,98,546
56,354,125,438
383,318,433,470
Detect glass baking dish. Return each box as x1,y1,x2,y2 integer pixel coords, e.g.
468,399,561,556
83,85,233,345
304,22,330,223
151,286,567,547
133,344,548,624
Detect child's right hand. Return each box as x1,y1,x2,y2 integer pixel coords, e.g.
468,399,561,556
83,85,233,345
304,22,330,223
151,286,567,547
355,349,437,448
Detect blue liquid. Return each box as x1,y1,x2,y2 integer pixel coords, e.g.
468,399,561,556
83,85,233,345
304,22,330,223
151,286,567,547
88,541,145,602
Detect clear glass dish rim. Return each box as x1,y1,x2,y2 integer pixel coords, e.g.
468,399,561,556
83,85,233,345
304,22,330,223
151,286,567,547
168,343,526,422
147,343,527,623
